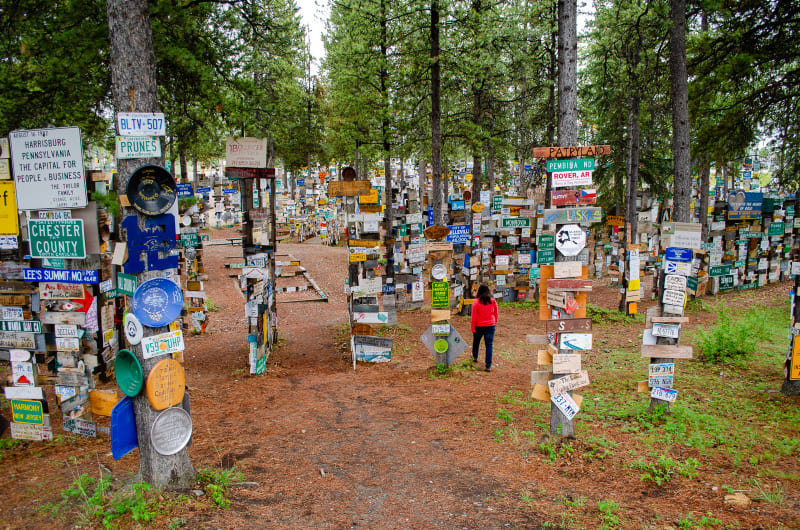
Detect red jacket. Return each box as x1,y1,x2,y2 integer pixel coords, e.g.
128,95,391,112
471,298,498,333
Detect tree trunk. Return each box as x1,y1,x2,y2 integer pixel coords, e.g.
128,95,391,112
625,94,641,243
471,154,482,224
380,0,392,227
107,0,194,488
430,0,444,226
267,136,275,167
551,0,579,439
191,156,197,184
355,141,360,180
699,159,711,241
557,0,578,146
487,138,496,196
168,136,176,178
669,0,691,222
418,155,426,194
179,146,187,183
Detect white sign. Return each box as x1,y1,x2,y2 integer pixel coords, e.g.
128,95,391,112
662,289,686,307
412,280,424,302
664,260,692,276
123,313,144,346
551,170,593,188
116,112,166,136
651,386,678,402
11,361,35,386
54,324,79,338
664,274,687,291
9,127,87,210
4,385,44,400
10,422,53,441
555,224,586,257
553,261,582,278
552,353,581,374
548,370,590,395
551,392,580,420
559,333,592,351
355,277,382,295
353,312,390,324
495,255,510,268
652,323,681,339
115,136,162,159
141,330,185,359
56,337,80,351
1,306,24,321
518,253,531,265
226,137,266,168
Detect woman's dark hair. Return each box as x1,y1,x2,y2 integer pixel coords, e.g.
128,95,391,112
477,284,492,305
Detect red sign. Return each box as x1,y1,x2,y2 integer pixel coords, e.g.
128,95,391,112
226,167,276,179
551,189,597,206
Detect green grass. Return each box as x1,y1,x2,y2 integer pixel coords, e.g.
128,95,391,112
498,300,539,310
587,304,644,325
694,305,788,362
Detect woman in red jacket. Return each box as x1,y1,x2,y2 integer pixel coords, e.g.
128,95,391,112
471,284,498,372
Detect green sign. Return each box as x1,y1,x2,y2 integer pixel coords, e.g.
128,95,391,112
529,267,541,279
538,234,555,250
492,195,503,212
746,232,763,239
787,205,795,217
546,158,595,172
117,272,137,296
201,234,210,241
431,281,449,309
700,243,716,250
42,258,65,269
709,264,732,277
719,274,734,291
687,276,699,291
768,222,785,236
501,217,531,228
254,354,267,375
180,232,199,248
11,399,43,425
537,248,555,264
27,219,86,259
734,260,745,268
739,282,758,290
397,225,408,236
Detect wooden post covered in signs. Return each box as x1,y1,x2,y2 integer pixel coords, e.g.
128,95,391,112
782,261,800,395
536,145,607,437
107,0,194,487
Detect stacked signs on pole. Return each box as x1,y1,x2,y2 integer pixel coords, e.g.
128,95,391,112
532,146,607,437
226,140,277,374
331,172,395,367
390,187,426,311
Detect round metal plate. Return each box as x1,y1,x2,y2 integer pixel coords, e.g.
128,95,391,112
131,278,183,328
150,407,192,456
146,358,185,411
431,264,447,281
123,312,144,346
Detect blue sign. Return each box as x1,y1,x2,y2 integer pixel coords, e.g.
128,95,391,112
728,191,763,220
382,284,396,294
297,178,306,186
742,171,752,179
22,268,98,283
197,186,211,194
427,207,433,226
451,200,465,211
664,247,692,263
524,164,532,171
132,278,184,328
176,183,193,197
446,224,471,244
223,187,237,194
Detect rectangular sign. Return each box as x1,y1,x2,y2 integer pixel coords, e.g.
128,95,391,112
176,183,193,197
537,248,555,264
546,279,592,291
651,387,678,402
11,399,43,424
553,261,583,278
664,274,687,291
0,180,19,235
544,318,591,333
550,189,597,206
226,137,267,168
431,281,449,309
551,392,580,420
542,207,602,225
117,272,137,296
546,158,595,172
10,422,52,441
115,136,161,159
652,323,681,339
0,332,35,349
641,344,693,359
662,289,686,307
501,217,531,228
141,330,185,359
116,112,166,136
353,311,390,324
446,224,471,244
62,417,97,438
24,268,97,283
548,370,590,395
546,290,566,309
533,145,611,159
552,354,581,374
551,170,593,188
225,167,276,180
664,260,692,276
27,219,86,259
39,282,84,300
709,264,732,277
10,127,87,210
727,192,762,220
560,333,592,351
4,385,44,400
665,247,692,262
0,320,40,333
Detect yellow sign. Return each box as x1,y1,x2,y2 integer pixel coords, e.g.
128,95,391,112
605,215,625,227
349,252,367,262
89,390,119,416
791,337,800,380
465,173,472,181
628,279,641,291
360,189,379,204
471,202,485,213
0,180,19,235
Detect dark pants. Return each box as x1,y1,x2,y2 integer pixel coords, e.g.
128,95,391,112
472,326,495,368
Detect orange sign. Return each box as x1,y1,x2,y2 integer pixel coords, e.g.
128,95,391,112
146,358,185,411
424,225,450,241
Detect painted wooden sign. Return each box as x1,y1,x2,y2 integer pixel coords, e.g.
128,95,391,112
423,225,451,240
551,392,580,420
546,158,596,172
664,274,687,291
0,332,35,349
548,370,590,395
0,320,40,333
546,290,567,309
39,282,84,300
551,189,597,206
542,207,602,225
641,344,693,359
533,145,611,159
545,318,592,333
546,279,592,292
41,311,86,326
10,422,53,441
560,333,592,351
63,417,97,437
553,353,581,374
12,361,35,385
553,261,583,278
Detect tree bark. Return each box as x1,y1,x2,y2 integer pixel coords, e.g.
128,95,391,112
557,0,578,146
430,0,444,226
107,0,194,488
625,94,641,242
418,155,426,194
380,0,392,227
669,0,692,222
699,159,711,241
179,146,188,183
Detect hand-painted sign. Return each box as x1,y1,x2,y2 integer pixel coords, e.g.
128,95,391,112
546,290,567,309
542,207,602,225
546,158,595,172
652,323,681,339
0,332,35,349
547,279,592,291
554,261,583,278
11,399,43,424
662,289,686,307
10,127,87,210
23,268,97,283
533,145,611,159
555,224,586,256
560,333,592,351
115,136,161,159
0,180,19,235
27,219,85,258
548,370,590,395
545,318,591,333
0,320,41,333
553,354,581,374
664,274,687,291
63,417,97,437
664,247,692,262
550,189,596,206
551,392,580,420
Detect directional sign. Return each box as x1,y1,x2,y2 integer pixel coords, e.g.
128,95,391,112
560,333,592,351
533,145,611,159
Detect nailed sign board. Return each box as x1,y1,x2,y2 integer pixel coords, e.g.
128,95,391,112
555,224,586,256
651,387,678,402
533,145,611,159
0,332,35,349
546,290,567,309
10,127,88,210
10,422,53,441
553,261,583,278
652,323,681,339
551,189,596,206
353,312,390,324
551,392,580,420
63,417,97,438
548,370,590,395
551,170,593,188
641,344,693,359
547,279,592,291
115,136,161,159
117,112,165,136
225,137,266,168
501,217,531,228
25,269,98,284
141,330,185,359
664,274,687,291
0,320,41,333
664,247,692,262
0,180,19,235
545,318,591,333
11,399,43,424
546,158,595,172
542,207,602,226
648,363,674,388
352,335,393,363
664,260,692,276
553,354,581,374
560,333,592,351
662,289,686,307
27,219,86,259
